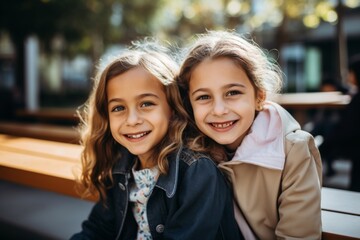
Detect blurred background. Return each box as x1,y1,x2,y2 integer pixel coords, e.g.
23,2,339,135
0,0,360,239
0,0,359,114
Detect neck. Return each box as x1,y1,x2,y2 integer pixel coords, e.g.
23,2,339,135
136,156,156,170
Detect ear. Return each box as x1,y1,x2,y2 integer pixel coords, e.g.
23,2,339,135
256,90,266,111
257,90,266,101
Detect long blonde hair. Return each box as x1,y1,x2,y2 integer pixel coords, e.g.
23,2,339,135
77,42,189,201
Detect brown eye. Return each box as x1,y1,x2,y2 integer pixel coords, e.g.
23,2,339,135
226,90,241,96
140,101,155,108
196,95,210,101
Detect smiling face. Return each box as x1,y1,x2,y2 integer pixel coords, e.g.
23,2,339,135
107,66,172,167
189,57,257,151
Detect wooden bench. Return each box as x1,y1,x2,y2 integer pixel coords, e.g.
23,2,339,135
321,188,360,239
0,134,95,201
0,121,80,144
272,91,350,126
16,108,80,125
0,133,359,239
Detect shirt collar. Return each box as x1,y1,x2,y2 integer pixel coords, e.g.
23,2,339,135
113,145,183,198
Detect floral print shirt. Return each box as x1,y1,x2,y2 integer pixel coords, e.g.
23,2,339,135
129,164,159,240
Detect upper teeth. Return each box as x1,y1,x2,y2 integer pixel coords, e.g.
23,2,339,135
212,122,233,128
127,132,148,139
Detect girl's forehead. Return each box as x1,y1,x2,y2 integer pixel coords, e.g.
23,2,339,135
189,57,254,90
191,57,246,77
107,67,163,92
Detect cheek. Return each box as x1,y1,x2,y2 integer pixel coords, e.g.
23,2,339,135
153,110,171,128
109,115,124,132
191,105,207,124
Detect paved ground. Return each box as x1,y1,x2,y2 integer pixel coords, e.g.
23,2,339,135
0,180,94,240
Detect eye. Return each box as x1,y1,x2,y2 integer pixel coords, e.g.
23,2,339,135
111,105,125,112
226,90,241,96
195,95,211,101
141,101,155,108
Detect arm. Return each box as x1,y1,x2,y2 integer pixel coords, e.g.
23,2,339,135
163,157,239,240
276,130,322,239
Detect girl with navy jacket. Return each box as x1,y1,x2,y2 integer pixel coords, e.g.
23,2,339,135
70,41,241,240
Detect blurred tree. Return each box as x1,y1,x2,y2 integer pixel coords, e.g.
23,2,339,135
0,0,162,108
154,0,359,83
154,0,346,45
0,0,358,108
0,0,107,107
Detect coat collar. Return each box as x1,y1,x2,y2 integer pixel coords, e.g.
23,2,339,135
112,145,183,198
229,101,300,170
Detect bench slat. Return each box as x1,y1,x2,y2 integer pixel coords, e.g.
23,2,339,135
0,134,82,162
0,149,79,180
322,210,360,239
322,187,360,216
0,121,80,143
0,166,79,200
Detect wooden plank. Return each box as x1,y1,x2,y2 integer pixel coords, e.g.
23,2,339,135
0,165,78,198
0,121,80,144
272,91,350,109
322,210,360,240
0,149,80,179
322,187,360,216
269,92,350,126
0,134,82,162
0,134,96,201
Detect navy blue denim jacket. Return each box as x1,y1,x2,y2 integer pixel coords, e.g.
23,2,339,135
70,146,242,240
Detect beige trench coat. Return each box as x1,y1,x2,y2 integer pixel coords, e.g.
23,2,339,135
219,103,322,240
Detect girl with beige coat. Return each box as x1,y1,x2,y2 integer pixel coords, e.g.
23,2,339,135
178,30,322,239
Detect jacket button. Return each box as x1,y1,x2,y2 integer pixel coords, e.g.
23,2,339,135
156,224,164,233
118,183,125,191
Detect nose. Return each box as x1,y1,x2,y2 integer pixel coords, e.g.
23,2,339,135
212,98,228,116
126,109,143,126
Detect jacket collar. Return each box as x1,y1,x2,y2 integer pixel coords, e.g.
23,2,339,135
112,145,183,198
112,146,136,174
156,145,183,198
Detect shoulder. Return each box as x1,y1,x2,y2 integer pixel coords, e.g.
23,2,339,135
285,129,313,145
284,129,319,161
176,148,224,180
176,148,230,190
178,147,216,167
283,129,322,182
285,128,319,152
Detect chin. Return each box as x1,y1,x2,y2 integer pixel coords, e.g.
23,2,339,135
213,138,234,146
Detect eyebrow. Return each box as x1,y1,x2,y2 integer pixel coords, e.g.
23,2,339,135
191,83,246,96
108,93,160,105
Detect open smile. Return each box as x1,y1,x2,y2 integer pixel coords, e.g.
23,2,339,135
125,131,151,139
209,120,237,129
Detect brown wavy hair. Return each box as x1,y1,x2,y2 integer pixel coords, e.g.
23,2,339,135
77,42,190,201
